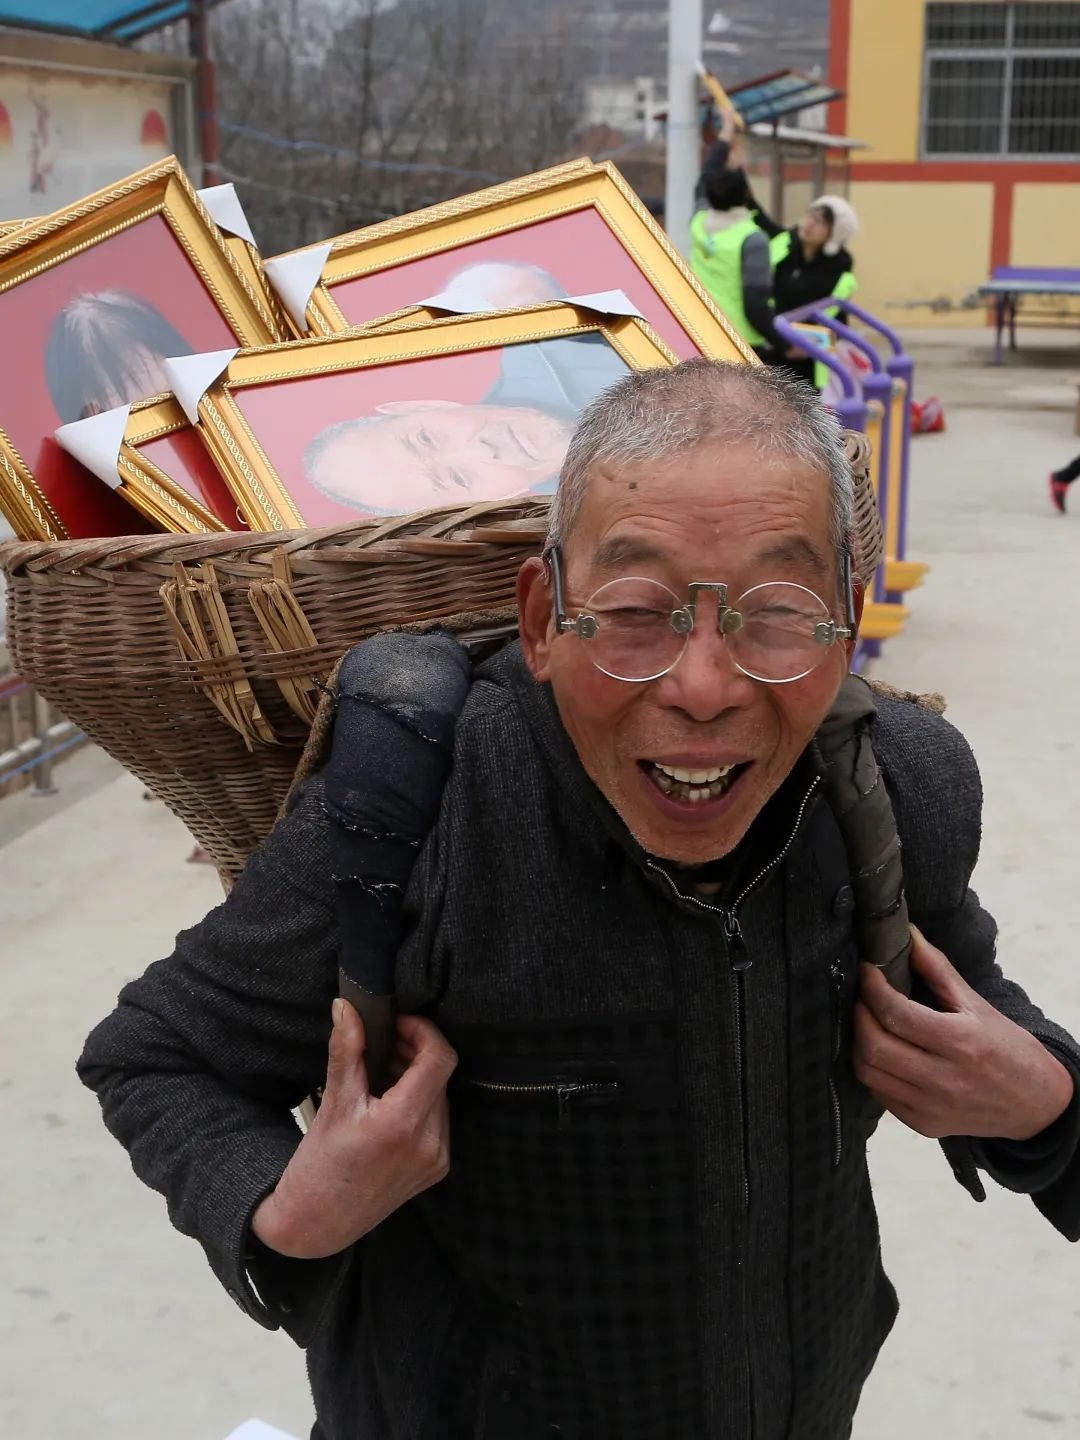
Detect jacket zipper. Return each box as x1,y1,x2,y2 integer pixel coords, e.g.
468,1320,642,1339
828,957,844,1168
645,775,822,939
646,774,820,1440
464,1077,622,1129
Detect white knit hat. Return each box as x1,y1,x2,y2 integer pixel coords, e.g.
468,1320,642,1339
811,194,858,255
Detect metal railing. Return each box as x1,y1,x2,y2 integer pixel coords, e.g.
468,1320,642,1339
0,666,85,796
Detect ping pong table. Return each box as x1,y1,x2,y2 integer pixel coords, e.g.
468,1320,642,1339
978,265,1080,365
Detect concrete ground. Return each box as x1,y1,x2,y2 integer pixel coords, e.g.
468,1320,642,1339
2,323,1079,1439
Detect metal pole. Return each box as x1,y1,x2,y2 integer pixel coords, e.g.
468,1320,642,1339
665,0,703,258
189,0,221,187
771,119,783,223
31,690,57,796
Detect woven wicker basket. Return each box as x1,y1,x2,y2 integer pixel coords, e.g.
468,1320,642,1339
0,501,548,880
0,433,881,882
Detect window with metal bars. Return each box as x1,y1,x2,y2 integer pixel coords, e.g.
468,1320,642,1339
923,2,1080,157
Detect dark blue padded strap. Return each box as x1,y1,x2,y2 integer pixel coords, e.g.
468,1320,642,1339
324,630,471,1091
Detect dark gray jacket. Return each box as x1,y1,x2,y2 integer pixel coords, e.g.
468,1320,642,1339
79,646,1080,1440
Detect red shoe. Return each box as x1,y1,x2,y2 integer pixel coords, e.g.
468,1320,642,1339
1050,474,1069,514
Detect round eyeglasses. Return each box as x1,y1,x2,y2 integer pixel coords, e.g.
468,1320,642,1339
548,546,855,685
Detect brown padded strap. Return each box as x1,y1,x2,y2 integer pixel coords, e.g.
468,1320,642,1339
814,675,913,994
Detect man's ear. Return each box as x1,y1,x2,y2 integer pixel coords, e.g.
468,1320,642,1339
518,556,554,680
375,399,462,415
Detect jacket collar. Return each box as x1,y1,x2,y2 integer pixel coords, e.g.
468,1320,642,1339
701,204,754,236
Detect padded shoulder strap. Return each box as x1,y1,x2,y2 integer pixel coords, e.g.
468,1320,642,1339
324,630,471,1092
813,675,917,994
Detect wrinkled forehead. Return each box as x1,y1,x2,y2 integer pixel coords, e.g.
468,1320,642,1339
569,439,836,548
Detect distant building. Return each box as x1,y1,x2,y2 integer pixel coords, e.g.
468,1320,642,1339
830,0,1080,321
581,76,661,142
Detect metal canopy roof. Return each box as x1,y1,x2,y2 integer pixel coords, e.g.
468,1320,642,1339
727,69,842,127
0,1,226,42
747,122,866,152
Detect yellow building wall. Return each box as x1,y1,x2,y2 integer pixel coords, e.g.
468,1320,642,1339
848,180,993,325
1012,185,1080,265
845,0,927,162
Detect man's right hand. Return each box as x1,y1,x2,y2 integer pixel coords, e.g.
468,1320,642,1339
251,999,456,1259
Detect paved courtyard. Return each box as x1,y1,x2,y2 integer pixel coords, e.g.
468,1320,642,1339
2,325,1079,1439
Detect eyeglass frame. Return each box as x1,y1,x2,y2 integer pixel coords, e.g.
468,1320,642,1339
545,543,859,684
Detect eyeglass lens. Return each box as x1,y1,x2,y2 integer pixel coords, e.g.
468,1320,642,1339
577,576,838,684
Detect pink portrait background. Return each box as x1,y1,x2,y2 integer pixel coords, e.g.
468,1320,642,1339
234,345,508,527
329,210,700,359
1,215,236,538
140,427,248,531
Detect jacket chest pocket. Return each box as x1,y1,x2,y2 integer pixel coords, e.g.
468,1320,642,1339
456,1044,678,1130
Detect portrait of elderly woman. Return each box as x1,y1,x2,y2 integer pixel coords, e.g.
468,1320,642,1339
302,332,630,517
44,289,195,423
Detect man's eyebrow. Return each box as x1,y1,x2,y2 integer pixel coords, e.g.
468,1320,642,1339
751,536,832,577
591,535,668,571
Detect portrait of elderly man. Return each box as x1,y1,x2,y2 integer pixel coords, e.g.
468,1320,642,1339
304,332,629,515
428,258,568,312
80,361,1080,1440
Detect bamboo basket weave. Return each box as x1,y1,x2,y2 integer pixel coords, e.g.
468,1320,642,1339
0,501,548,881
0,433,881,884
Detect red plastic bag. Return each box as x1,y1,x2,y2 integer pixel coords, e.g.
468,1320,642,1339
911,395,945,433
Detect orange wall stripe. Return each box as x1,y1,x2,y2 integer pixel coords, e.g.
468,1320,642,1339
850,160,1080,183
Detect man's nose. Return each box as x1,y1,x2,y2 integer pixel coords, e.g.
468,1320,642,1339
655,625,757,722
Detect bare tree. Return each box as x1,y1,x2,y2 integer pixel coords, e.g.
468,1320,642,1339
196,0,583,253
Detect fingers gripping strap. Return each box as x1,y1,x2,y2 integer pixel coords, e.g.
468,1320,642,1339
339,972,398,1100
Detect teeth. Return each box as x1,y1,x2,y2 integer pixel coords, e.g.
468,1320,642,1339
657,763,734,784
649,761,742,805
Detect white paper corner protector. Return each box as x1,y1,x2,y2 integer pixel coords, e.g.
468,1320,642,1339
564,289,644,320
418,288,644,321
165,348,240,426
264,244,333,333
418,292,472,315
222,1421,300,1440
197,182,258,247
53,404,132,488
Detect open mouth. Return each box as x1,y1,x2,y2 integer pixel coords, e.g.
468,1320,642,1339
642,760,750,806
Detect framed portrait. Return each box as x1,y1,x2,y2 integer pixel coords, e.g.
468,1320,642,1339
119,395,245,534
285,159,754,364
186,303,677,531
0,155,288,542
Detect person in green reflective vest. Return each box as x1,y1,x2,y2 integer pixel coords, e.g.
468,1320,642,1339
769,197,859,388
689,167,786,358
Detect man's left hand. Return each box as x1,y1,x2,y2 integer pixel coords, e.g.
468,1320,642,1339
854,928,1075,1142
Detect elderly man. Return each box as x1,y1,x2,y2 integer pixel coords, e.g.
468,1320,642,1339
80,361,1080,1440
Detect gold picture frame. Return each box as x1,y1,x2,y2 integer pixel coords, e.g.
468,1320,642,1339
0,155,289,542
189,302,679,532
282,159,754,364
220,233,293,343
119,395,232,534
0,218,27,238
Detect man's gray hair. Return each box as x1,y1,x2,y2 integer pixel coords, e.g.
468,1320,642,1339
547,359,854,555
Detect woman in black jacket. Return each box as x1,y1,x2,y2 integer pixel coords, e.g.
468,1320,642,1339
768,195,859,387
